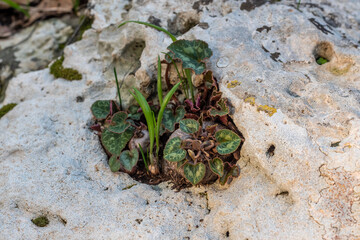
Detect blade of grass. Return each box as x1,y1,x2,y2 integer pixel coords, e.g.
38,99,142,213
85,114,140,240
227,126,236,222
185,69,195,105
118,20,177,42
155,82,181,157
138,144,148,171
129,89,155,165
1,0,29,17
114,67,122,110
157,56,163,105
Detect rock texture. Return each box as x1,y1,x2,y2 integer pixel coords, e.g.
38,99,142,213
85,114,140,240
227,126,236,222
1,0,359,239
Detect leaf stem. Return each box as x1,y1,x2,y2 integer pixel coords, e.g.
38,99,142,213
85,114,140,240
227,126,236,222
157,56,163,105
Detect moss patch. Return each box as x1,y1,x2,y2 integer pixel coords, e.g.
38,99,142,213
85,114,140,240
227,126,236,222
316,57,328,65
257,105,277,116
50,56,82,81
31,216,49,227
122,183,137,190
0,103,17,119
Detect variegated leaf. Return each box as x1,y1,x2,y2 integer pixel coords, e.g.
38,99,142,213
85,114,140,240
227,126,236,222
91,100,111,120
167,40,213,75
109,155,121,172
215,129,241,155
183,163,206,185
180,119,200,134
108,111,130,133
120,149,139,172
164,137,186,162
101,127,134,156
162,106,185,132
209,158,224,177
128,105,142,120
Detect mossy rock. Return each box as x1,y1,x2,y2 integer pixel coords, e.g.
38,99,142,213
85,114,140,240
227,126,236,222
50,56,82,81
0,103,17,119
31,216,49,227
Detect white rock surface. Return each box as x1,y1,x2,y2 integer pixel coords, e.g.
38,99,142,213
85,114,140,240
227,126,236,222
1,0,360,239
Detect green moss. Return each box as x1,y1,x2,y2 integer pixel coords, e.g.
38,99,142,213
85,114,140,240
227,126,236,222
0,103,17,119
31,216,49,227
50,56,82,81
122,183,137,190
77,16,94,41
316,57,328,65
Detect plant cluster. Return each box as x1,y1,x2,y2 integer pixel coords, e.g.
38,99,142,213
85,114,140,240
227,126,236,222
90,21,244,188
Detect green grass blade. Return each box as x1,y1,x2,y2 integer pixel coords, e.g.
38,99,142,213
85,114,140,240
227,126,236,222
129,89,155,164
157,56,163,105
114,67,122,110
1,0,29,17
138,144,148,171
155,82,181,155
118,20,177,42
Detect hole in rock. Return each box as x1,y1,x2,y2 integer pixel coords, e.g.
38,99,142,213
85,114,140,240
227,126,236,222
226,231,230,237
266,145,275,157
314,41,334,65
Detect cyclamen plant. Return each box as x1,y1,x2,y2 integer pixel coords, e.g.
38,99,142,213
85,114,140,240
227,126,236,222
89,20,244,188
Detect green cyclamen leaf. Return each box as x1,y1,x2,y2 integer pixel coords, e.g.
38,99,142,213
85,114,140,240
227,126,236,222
128,105,142,120
179,119,200,134
162,106,185,132
101,127,134,156
209,158,224,177
109,155,121,172
163,137,186,162
219,163,241,185
91,100,111,120
215,129,241,155
209,98,229,117
120,149,139,172
108,111,130,134
167,40,213,75
183,163,206,185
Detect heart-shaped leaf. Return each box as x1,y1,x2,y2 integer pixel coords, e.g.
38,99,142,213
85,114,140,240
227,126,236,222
108,112,130,133
183,163,206,185
164,137,186,162
209,158,224,177
120,149,139,172
91,100,118,120
215,129,241,155
128,105,142,120
91,100,111,120
167,40,213,75
180,119,200,134
109,155,121,172
162,106,185,132
101,127,134,156
219,163,241,185
209,98,229,117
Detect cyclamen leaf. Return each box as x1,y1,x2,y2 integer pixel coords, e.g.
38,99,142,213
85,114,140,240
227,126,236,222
219,163,241,185
209,158,224,177
180,119,200,134
209,98,229,117
108,112,130,133
167,40,213,75
91,100,111,120
183,163,206,185
120,149,139,172
101,127,134,156
164,137,186,162
128,105,142,120
215,129,241,155
109,155,121,172
162,106,185,132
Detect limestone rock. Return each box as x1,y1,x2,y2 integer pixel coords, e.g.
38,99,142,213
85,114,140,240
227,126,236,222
1,0,359,239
